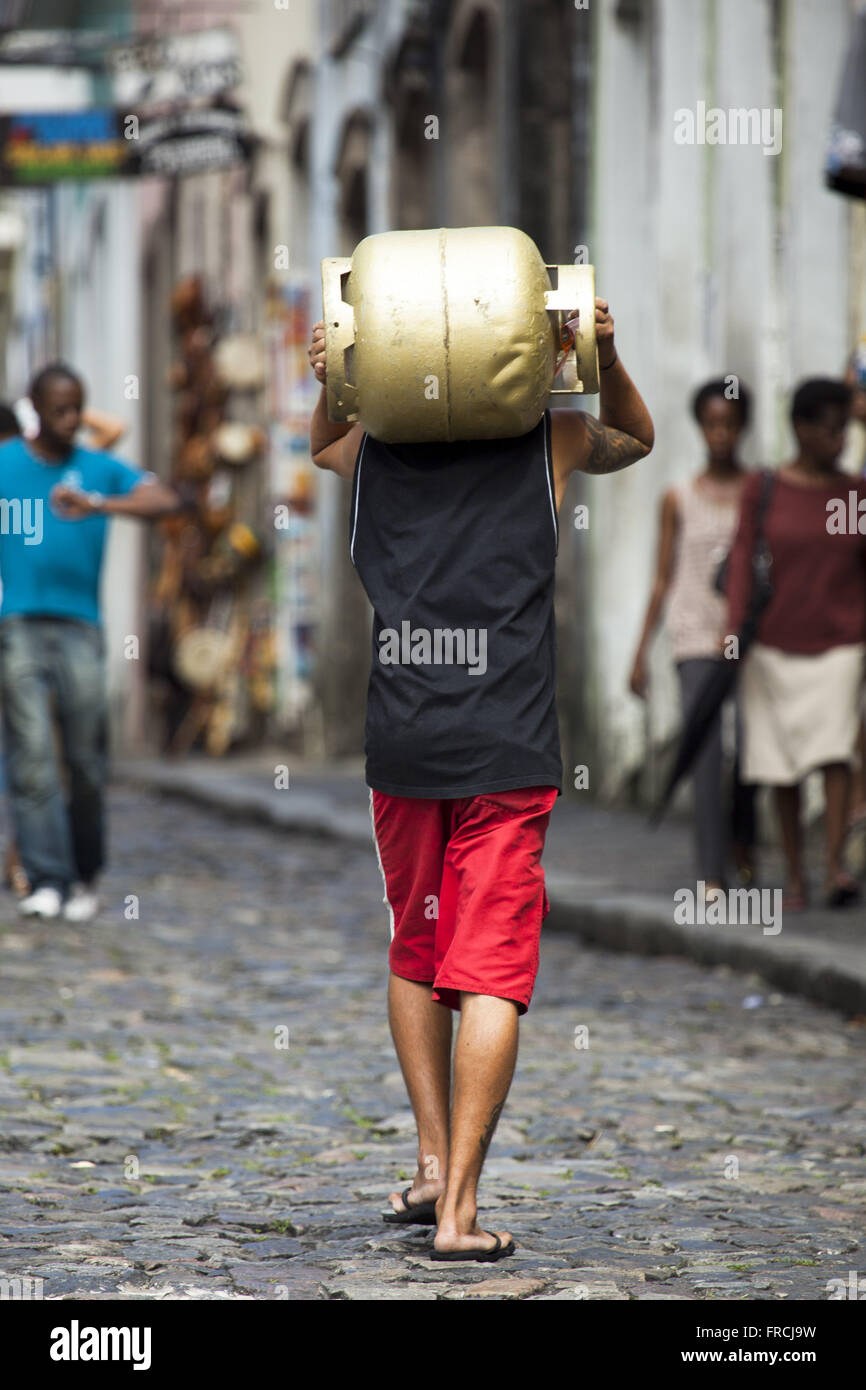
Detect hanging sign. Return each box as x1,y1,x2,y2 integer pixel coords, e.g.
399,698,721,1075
0,104,255,183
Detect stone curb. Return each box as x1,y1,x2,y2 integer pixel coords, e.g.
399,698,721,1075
114,762,866,1017
543,891,866,1017
115,763,373,846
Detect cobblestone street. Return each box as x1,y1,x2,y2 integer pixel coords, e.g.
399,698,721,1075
1,788,864,1302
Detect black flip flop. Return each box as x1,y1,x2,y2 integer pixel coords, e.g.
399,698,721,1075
430,1233,516,1263
382,1186,438,1225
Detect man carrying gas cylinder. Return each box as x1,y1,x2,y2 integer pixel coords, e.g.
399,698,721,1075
308,258,654,1262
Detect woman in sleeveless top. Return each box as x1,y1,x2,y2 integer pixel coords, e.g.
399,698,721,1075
630,379,756,890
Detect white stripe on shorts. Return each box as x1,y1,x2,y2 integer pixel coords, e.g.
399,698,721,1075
368,787,396,941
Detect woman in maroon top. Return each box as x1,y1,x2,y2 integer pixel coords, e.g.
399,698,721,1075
726,378,866,909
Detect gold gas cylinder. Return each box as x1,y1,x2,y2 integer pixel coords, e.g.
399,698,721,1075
322,225,598,443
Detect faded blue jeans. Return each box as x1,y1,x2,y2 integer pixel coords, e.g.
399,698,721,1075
0,616,107,894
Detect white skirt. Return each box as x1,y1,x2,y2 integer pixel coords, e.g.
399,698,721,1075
740,642,865,785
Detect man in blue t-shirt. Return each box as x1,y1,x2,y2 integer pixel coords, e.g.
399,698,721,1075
0,361,179,922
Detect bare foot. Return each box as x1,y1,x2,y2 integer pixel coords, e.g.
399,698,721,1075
433,1225,513,1256
433,1199,513,1255
387,1173,445,1215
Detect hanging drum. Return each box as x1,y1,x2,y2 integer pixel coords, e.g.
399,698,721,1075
173,626,233,692
214,335,266,391
213,421,266,466
321,225,599,444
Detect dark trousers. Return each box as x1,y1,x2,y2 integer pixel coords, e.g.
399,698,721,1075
677,657,756,884
0,616,107,893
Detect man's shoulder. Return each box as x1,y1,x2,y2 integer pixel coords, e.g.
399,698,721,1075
73,443,118,464
75,445,136,479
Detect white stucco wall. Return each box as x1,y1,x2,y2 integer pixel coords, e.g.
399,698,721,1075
584,0,859,798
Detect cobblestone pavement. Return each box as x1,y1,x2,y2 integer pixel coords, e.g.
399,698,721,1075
0,788,864,1302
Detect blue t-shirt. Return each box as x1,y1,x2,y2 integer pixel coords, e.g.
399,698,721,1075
0,438,142,626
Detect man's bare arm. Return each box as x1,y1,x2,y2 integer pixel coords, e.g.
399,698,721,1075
50,475,181,520
308,321,362,479
577,412,652,474
310,386,363,479
550,298,654,485
81,407,127,452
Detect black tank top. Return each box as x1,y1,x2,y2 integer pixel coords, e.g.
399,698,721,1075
349,409,562,798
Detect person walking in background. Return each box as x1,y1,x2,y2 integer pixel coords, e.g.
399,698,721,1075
0,396,132,901
0,362,179,922
726,378,866,911
630,379,757,890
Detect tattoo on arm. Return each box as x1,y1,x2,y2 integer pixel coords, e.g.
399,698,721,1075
479,1099,505,1158
581,413,649,475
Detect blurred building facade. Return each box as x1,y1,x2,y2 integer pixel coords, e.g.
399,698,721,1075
0,1,147,749
137,2,317,755
305,0,594,754
301,0,866,793
1,0,864,796
585,0,866,800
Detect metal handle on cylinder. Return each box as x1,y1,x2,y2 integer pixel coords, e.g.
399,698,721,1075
544,262,599,396
322,256,359,423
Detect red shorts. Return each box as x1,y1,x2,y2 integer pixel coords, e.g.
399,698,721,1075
370,785,558,1015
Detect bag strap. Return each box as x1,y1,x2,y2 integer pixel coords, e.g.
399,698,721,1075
738,469,776,649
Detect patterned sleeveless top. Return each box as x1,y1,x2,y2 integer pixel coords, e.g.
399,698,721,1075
667,477,742,662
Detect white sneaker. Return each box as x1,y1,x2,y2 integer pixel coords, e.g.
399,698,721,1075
19,886,63,919
63,884,100,923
